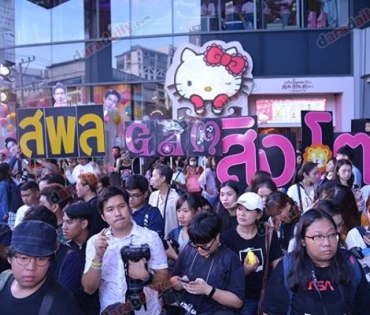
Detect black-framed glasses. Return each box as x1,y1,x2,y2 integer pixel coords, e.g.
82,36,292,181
127,193,144,199
13,255,50,267
304,233,339,245
188,239,216,251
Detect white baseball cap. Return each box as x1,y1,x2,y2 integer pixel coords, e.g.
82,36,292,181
231,192,264,211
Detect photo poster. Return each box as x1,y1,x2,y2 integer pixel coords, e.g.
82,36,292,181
258,132,296,187
351,118,370,134
333,132,370,185
187,118,222,157
301,110,334,172
215,116,259,192
17,105,105,159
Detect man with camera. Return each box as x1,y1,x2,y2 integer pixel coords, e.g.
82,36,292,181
82,187,169,315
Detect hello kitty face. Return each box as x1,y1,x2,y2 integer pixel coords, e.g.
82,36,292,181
165,40,254,117
174,47,244,102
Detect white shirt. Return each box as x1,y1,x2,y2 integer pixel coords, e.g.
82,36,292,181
84,222,168,314
14,204,30,228
65,161,101,184
148,188,179,237
171,170,185,186
345,227,367,250
287,183,315,212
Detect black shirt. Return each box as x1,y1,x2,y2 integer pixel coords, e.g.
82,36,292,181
0,273,82,314
262,259,370,315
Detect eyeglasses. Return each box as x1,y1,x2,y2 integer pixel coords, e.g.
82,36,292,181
13,255,50,267
128,193,144,199
188,238,215,251
304,233,339,245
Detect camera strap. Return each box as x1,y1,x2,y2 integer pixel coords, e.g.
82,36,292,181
310,270,329,315
156,187,170,227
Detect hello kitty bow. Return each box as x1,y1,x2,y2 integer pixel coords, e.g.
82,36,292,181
204,45,247,76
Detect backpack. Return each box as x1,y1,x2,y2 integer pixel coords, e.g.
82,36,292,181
283,251,362,315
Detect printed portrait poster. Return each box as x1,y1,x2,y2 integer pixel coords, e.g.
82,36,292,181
216,116,258,192
187,118,222,157
333,132,370,185
124,120,157,158
17,108,47,159
351,119,370,134
258,132,296,187
155,119,188,157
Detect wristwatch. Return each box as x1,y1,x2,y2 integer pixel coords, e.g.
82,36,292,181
143,272,153,285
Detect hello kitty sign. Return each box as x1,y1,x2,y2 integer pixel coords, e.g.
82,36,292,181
165,40,254,118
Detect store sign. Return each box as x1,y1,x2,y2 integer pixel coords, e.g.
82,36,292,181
256,98,326,124
17,105,105,158
126,112,370,186
165,40,254,118
281,79,314,93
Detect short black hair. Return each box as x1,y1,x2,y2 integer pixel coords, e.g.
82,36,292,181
104,89,121,103
23,205,58,229
188,211,221,244
125,174,149,193
98,175,110,188
39,173,66,186
40,184,73,210
4,137,17,148
97,186,129,215
52,82,67,95
64,201,92,228
154,164,173,184
20,181,40,192
337,145,355,161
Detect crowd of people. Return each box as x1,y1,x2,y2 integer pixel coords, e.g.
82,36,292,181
0,139,370,314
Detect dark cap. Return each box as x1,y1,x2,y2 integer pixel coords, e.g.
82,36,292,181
0,223,12,247
12,221,57,257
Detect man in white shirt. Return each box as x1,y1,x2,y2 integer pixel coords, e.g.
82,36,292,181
64,157,100,184
149,164,180,237
82,187,169,314
13,181,40,228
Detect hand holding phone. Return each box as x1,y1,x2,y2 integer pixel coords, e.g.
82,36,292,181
179,278,190,283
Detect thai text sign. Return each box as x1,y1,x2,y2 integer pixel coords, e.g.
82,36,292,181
17,105,105,158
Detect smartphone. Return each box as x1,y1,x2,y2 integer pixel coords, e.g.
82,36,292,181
179,278,190,283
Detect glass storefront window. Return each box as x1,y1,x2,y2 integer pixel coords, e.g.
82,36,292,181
14,0,86,45
131,0,172,35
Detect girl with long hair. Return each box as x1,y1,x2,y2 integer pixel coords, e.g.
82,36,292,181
287,161,319,212
214,180,240,232
262,208,370,314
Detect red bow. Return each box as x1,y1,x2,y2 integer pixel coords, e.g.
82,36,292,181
204,45,246,76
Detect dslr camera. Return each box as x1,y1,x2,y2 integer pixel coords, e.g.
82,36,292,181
179,301,197,315
120,244,151,311
162,238,180,254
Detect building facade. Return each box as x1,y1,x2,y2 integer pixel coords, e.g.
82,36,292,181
0,0,369,153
